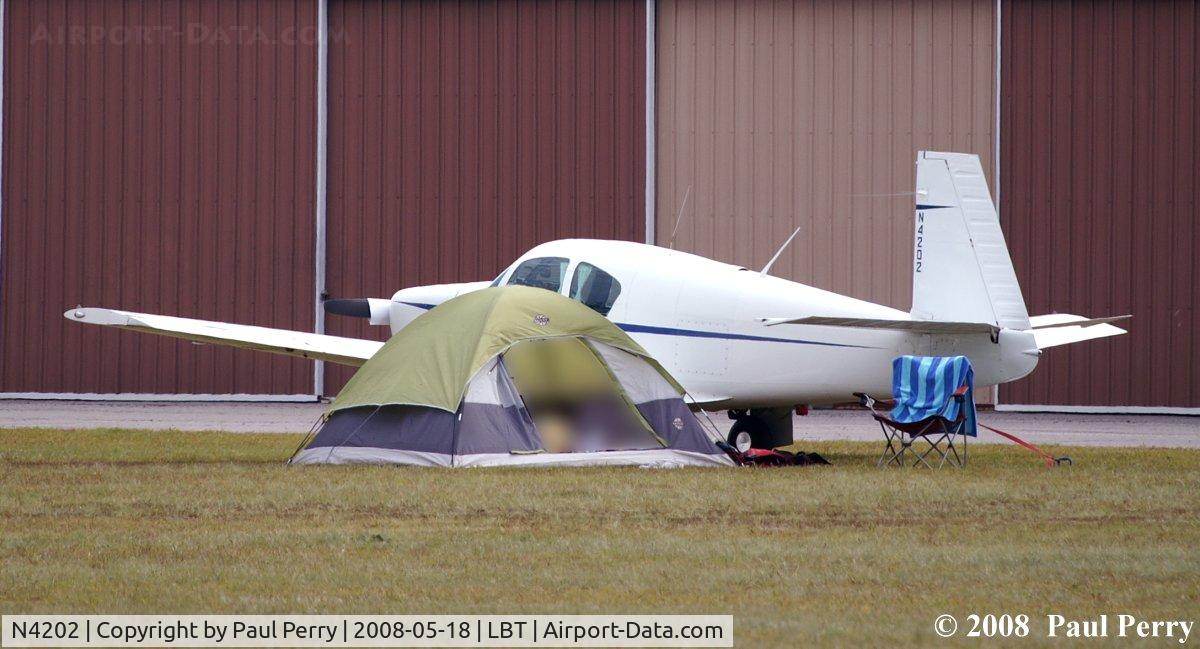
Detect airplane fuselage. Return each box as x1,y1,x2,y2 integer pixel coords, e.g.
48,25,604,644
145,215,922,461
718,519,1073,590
389,239,1040,408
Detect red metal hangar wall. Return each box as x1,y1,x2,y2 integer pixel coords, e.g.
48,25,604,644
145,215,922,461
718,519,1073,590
323,0,646,392
999,0,1200,410
0,0,647,397
1,0,319,397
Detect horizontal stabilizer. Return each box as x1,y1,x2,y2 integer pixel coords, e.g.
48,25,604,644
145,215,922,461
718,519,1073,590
64,307,383,366
1027,313,1129,350
1029,314,1131,330
761,316,1000,336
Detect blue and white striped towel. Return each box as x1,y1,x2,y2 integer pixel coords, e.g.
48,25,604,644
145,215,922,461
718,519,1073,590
889,355,977,436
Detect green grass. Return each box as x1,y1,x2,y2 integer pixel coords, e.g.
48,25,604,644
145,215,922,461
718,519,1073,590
1,428,1197,647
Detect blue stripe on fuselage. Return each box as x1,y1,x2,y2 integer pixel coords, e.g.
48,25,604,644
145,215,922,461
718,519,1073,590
401,301,876,349
615,323,876,349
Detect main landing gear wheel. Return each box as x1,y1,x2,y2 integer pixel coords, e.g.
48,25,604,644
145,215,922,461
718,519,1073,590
729,429,753,452
727,412,770,450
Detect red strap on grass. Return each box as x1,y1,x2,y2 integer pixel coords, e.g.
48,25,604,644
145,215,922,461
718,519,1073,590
978,422,1059,467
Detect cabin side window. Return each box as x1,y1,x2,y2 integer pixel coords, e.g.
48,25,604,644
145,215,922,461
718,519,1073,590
569,263,622,315
505,257,570,293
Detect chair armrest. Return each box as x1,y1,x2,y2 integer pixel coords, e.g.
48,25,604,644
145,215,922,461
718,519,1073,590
854,392,891,417
854,392,896,405
936,385,969,418
951,385,969,406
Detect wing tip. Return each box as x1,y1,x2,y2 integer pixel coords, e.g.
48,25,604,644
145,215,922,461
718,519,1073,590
63,306,131,326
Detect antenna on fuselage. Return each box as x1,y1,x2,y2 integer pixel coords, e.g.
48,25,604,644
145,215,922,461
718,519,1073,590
667,185,692,250
758,226,803,277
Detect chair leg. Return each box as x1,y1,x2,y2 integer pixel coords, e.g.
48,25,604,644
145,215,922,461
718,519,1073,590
911,431,967,469
911,432,946,468
941,433,965,468
880,425,969,469
896,436,915,467
878,431,897,463
876,423,889,467
878,423,904,467
943,435,958,468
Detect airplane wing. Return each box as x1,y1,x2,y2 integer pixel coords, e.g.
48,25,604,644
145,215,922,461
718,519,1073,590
64,307,383,366
760,316,1001,336
683,392,734,407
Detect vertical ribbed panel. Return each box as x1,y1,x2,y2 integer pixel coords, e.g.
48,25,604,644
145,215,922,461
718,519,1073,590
1,0,318,395
1001,0,1199,408
910,151,1029,330
324,0,647,395
935,151,1029,330
656,0,996,310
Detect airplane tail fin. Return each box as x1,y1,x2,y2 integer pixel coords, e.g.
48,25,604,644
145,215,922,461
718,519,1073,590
765,152,1125,349
910,151,1030,331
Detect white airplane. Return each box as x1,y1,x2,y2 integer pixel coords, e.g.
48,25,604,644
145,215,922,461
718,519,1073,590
66,152,1127,447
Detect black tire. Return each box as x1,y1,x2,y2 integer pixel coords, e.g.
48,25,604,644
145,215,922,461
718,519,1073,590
727,429,753,452
728,417,770,449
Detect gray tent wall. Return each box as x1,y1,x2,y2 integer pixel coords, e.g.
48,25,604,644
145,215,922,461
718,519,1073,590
587,341,722,456
293,357,539,466
454,357,543,460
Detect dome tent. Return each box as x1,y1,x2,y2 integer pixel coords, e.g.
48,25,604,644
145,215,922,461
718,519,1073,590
290,286,733,467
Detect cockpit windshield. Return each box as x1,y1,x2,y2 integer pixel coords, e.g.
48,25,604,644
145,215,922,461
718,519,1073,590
505,257,569,293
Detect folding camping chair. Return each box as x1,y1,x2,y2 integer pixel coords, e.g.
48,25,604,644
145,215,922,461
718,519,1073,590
855,355,977,469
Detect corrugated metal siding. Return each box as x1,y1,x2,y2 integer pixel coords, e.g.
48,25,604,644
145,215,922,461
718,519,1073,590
1000,0,1199,408
324,0,647,394
1,0,317,395
657,0,996,310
